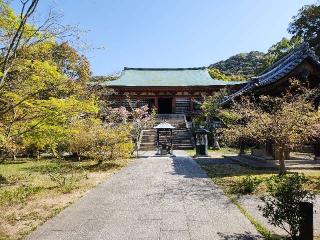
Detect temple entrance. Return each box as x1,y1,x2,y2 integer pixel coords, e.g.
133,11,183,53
158,98,172,114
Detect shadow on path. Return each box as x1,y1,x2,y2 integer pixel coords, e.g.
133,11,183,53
217,232,264,240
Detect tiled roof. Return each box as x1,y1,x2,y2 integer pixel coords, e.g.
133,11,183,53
220,43,320,105
103,67,244,87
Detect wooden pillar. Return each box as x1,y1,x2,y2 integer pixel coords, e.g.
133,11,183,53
155,97,159,113
172,97,176,114
190,98,194,113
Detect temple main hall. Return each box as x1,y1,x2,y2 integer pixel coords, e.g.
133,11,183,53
101,67,242,116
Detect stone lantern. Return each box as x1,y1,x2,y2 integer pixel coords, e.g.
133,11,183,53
154,122,175,155
195,127,209,157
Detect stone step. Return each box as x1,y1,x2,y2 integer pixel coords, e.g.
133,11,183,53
139,116,194,150
140,144,194,149
140,139,192,143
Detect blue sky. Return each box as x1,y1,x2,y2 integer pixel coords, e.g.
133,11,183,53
15,0,317,75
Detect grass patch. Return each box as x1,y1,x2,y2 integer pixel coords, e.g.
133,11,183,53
0,186,43,206
186,147,239,157
0,157,131,240
200,163,320,195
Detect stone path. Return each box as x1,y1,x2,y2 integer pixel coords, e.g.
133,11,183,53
28,150,262,240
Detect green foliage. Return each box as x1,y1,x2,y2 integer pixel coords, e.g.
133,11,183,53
68,118,98,160
258,37,302,73
0,1,100,160
259,174,314,239
202,88,230,119
289,3,320,57
230,176,260,194
92,124,134,163
208,68,246,81
52,42,91,82
209,51,265,78
0,186,42,206
192,115,206,127
90,75,119,82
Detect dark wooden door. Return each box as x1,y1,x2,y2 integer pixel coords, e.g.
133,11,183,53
158,98,172,114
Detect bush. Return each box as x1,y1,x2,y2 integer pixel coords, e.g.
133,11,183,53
259,174,314,239
0,174,7,184
231,176,260,194
92,124,134,164
47,162,87,193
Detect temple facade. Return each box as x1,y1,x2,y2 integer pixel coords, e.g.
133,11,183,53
101,67,242,117
98,43,320,159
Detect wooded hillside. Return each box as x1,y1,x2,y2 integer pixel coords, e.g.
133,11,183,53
209,51,265,79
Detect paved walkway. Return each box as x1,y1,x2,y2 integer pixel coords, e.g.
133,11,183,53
28,151,262,240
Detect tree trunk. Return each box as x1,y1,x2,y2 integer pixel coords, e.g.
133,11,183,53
136,141,139,158
37,150,40,160
13,153,17,161
279,148,286,175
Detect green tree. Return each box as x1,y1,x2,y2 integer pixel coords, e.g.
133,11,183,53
52,42,91,83
258,37,302,73
201,88,237,125
89,123,134,164
0,1,98,159
288,3,320,56
68,118,100,161
208,68,245,82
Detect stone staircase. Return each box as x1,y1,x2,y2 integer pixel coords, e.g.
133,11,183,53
139,114,194,151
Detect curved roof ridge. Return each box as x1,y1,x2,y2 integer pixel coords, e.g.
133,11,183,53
259,42,310,75
123,67,207,71
220,44,320,106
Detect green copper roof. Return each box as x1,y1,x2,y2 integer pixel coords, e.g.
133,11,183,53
104,68,243,87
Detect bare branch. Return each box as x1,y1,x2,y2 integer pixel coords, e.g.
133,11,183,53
0,0,39,90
